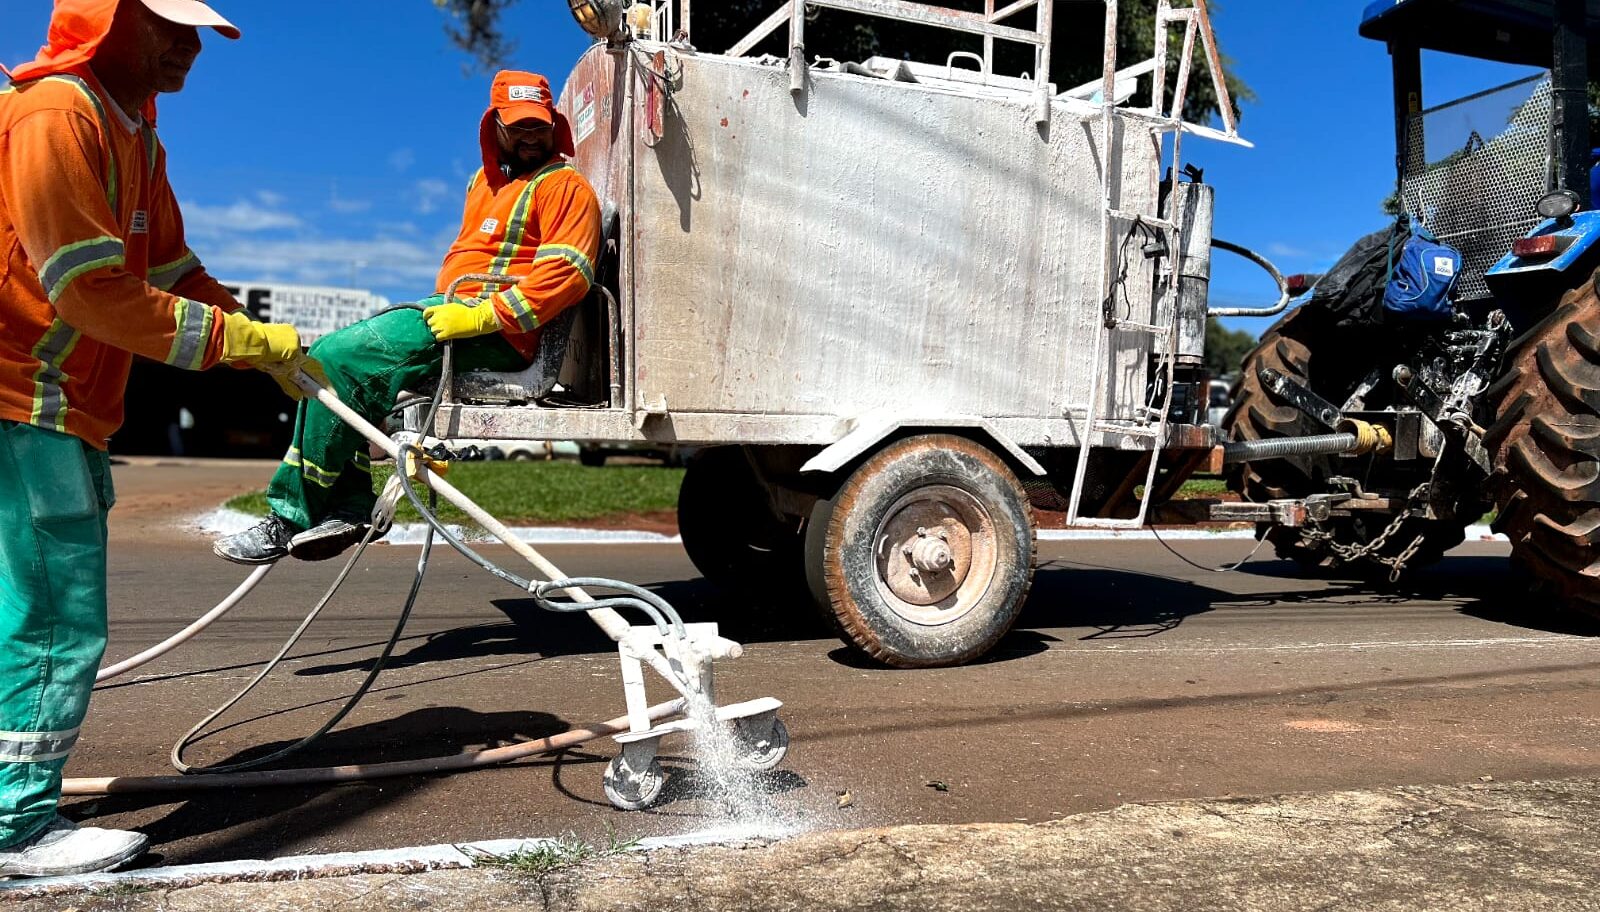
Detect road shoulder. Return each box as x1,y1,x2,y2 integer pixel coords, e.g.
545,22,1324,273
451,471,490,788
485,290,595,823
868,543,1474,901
11,776,1597,911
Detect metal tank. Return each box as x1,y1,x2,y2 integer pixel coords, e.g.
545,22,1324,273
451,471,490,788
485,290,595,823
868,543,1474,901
434,0,1266,668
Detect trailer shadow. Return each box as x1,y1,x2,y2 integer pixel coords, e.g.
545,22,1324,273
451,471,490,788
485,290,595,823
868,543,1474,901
291,551,1592,680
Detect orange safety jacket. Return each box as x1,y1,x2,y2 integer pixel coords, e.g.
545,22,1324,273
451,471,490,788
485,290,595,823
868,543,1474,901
436,123,602,361
0,68,238,449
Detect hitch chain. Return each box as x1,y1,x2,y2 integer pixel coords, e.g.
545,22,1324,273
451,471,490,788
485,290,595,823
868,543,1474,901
1299,484,1430,583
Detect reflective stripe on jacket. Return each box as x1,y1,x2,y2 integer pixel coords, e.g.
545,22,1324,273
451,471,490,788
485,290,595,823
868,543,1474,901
0,70,238,448
435,158,603,361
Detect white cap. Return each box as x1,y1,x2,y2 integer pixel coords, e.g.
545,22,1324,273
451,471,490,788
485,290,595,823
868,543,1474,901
138,0,240,39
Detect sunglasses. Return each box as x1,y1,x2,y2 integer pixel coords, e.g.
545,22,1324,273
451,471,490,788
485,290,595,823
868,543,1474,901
496,115,555,139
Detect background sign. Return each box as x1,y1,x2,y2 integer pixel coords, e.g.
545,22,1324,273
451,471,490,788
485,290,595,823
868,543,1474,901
219,282,392,344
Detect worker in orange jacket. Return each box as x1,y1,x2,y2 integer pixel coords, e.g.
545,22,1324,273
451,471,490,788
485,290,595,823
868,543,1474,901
0,0,318,877
214,70,602,564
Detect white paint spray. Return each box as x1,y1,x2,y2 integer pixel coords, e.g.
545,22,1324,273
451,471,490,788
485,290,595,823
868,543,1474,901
680,693,804,840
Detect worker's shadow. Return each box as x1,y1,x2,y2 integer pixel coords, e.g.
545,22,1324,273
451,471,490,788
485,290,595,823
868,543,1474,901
60,706,580,866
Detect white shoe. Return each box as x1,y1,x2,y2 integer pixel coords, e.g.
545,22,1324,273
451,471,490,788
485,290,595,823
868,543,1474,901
0,816,147,878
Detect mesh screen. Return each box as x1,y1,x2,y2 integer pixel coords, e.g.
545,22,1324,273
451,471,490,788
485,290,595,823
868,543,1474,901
1400,74,1553,302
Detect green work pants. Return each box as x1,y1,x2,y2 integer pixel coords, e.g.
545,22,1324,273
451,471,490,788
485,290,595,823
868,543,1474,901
267,307,526,530
0,421,114,848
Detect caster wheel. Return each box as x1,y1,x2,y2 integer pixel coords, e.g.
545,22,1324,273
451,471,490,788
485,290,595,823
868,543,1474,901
733,717,789,772
604,755,666,810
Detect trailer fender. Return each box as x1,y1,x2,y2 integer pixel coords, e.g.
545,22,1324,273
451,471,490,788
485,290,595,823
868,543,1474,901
1485,211,1600,287
800,416,1047,478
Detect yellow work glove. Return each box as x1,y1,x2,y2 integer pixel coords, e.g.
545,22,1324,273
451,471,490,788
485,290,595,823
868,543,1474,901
424,299,504,342
219,309,302,365
217,310,328,401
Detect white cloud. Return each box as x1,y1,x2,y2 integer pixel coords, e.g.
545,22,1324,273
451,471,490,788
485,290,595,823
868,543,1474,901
256,189,287,208
1267,242,1309,259
203,236,441,289
389,148,417,173
414,178,453,215
181,200,302,236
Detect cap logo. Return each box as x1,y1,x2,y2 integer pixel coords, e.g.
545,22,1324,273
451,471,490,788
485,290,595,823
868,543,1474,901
508,86,548,103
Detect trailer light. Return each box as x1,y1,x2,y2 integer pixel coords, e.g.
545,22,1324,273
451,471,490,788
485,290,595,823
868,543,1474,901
1536,189,1580,221
568,0,625,41
1511,235,1572,259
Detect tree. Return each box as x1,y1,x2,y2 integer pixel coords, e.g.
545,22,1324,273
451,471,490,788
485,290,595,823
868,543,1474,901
1204,318,1255,381
434,0,518,70
437,0,1256,124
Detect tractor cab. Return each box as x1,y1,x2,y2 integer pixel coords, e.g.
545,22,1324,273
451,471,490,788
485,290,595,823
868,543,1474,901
1360,0,1600,307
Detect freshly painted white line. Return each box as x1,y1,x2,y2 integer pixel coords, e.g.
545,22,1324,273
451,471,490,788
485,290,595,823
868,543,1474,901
0,829,768,899
194,509,1510,547
193,508,683,545
1052,635,1583,655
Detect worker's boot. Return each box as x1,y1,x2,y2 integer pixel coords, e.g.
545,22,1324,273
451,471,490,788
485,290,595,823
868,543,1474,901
212,515,295,565
0,817,147,878
288,512,372,562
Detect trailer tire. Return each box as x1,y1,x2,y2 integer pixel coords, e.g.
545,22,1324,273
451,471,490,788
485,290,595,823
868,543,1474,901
678,447,800,595
805,435,1035,668
1223,307,1468,574
1486,275,1600,620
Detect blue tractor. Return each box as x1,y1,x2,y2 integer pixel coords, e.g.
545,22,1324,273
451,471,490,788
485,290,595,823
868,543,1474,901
1223,0,1600,617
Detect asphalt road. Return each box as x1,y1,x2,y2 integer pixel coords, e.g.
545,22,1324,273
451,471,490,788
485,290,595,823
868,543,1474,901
64,500,1600,870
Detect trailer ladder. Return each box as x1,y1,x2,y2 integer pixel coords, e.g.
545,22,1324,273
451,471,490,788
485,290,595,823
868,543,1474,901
1064,0,1241,529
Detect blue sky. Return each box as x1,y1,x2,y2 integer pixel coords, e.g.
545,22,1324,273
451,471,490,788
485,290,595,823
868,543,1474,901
2,1,1540,333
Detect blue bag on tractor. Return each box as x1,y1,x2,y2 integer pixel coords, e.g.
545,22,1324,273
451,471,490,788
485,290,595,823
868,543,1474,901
1384,221,1462,321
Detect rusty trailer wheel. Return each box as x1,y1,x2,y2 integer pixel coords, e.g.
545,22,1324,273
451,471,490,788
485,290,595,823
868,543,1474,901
805,435,1036,668
1486,273,1600,620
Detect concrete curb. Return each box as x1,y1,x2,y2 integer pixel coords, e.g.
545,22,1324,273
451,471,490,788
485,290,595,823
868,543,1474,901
0,831,747,902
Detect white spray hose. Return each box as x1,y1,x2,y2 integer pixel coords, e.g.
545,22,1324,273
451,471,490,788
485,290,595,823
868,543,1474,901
290,370,702,702
96,565,275,683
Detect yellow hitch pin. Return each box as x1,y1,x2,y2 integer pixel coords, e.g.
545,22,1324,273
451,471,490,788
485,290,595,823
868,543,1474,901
404,447,451,481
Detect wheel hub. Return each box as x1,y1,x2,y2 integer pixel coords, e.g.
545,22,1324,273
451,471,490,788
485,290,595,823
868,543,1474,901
874,485,997,623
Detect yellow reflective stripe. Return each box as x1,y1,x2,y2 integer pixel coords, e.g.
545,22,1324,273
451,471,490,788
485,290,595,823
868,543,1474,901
165,297,215,370
488,185,537,276
28,319,82,433
488,162,573,277
149,250,200,291
499,287,539,333
350,452,373,475
286,447,341,487
533,244,595,287
38,236,125,303
39,75,118,213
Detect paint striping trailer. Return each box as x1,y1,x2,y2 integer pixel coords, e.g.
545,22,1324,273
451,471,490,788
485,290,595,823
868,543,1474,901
421,0,1297,667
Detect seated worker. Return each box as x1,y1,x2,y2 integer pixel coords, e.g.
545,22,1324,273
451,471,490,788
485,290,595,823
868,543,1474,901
214,70,601,564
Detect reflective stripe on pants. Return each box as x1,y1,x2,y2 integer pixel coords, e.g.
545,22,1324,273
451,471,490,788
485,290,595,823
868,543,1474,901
0,422,112,847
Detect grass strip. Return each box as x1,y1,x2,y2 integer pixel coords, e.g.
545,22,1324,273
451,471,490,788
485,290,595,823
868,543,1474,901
225,461,685,525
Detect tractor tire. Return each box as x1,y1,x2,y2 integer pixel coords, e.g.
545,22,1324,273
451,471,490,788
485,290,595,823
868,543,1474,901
804,435,1035,668
1223,307,1468,573
1485,273,1600,619
677,447,802,596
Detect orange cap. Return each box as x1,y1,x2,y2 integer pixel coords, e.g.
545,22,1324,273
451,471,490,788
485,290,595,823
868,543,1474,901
478,70,576,183
492,71,558,127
